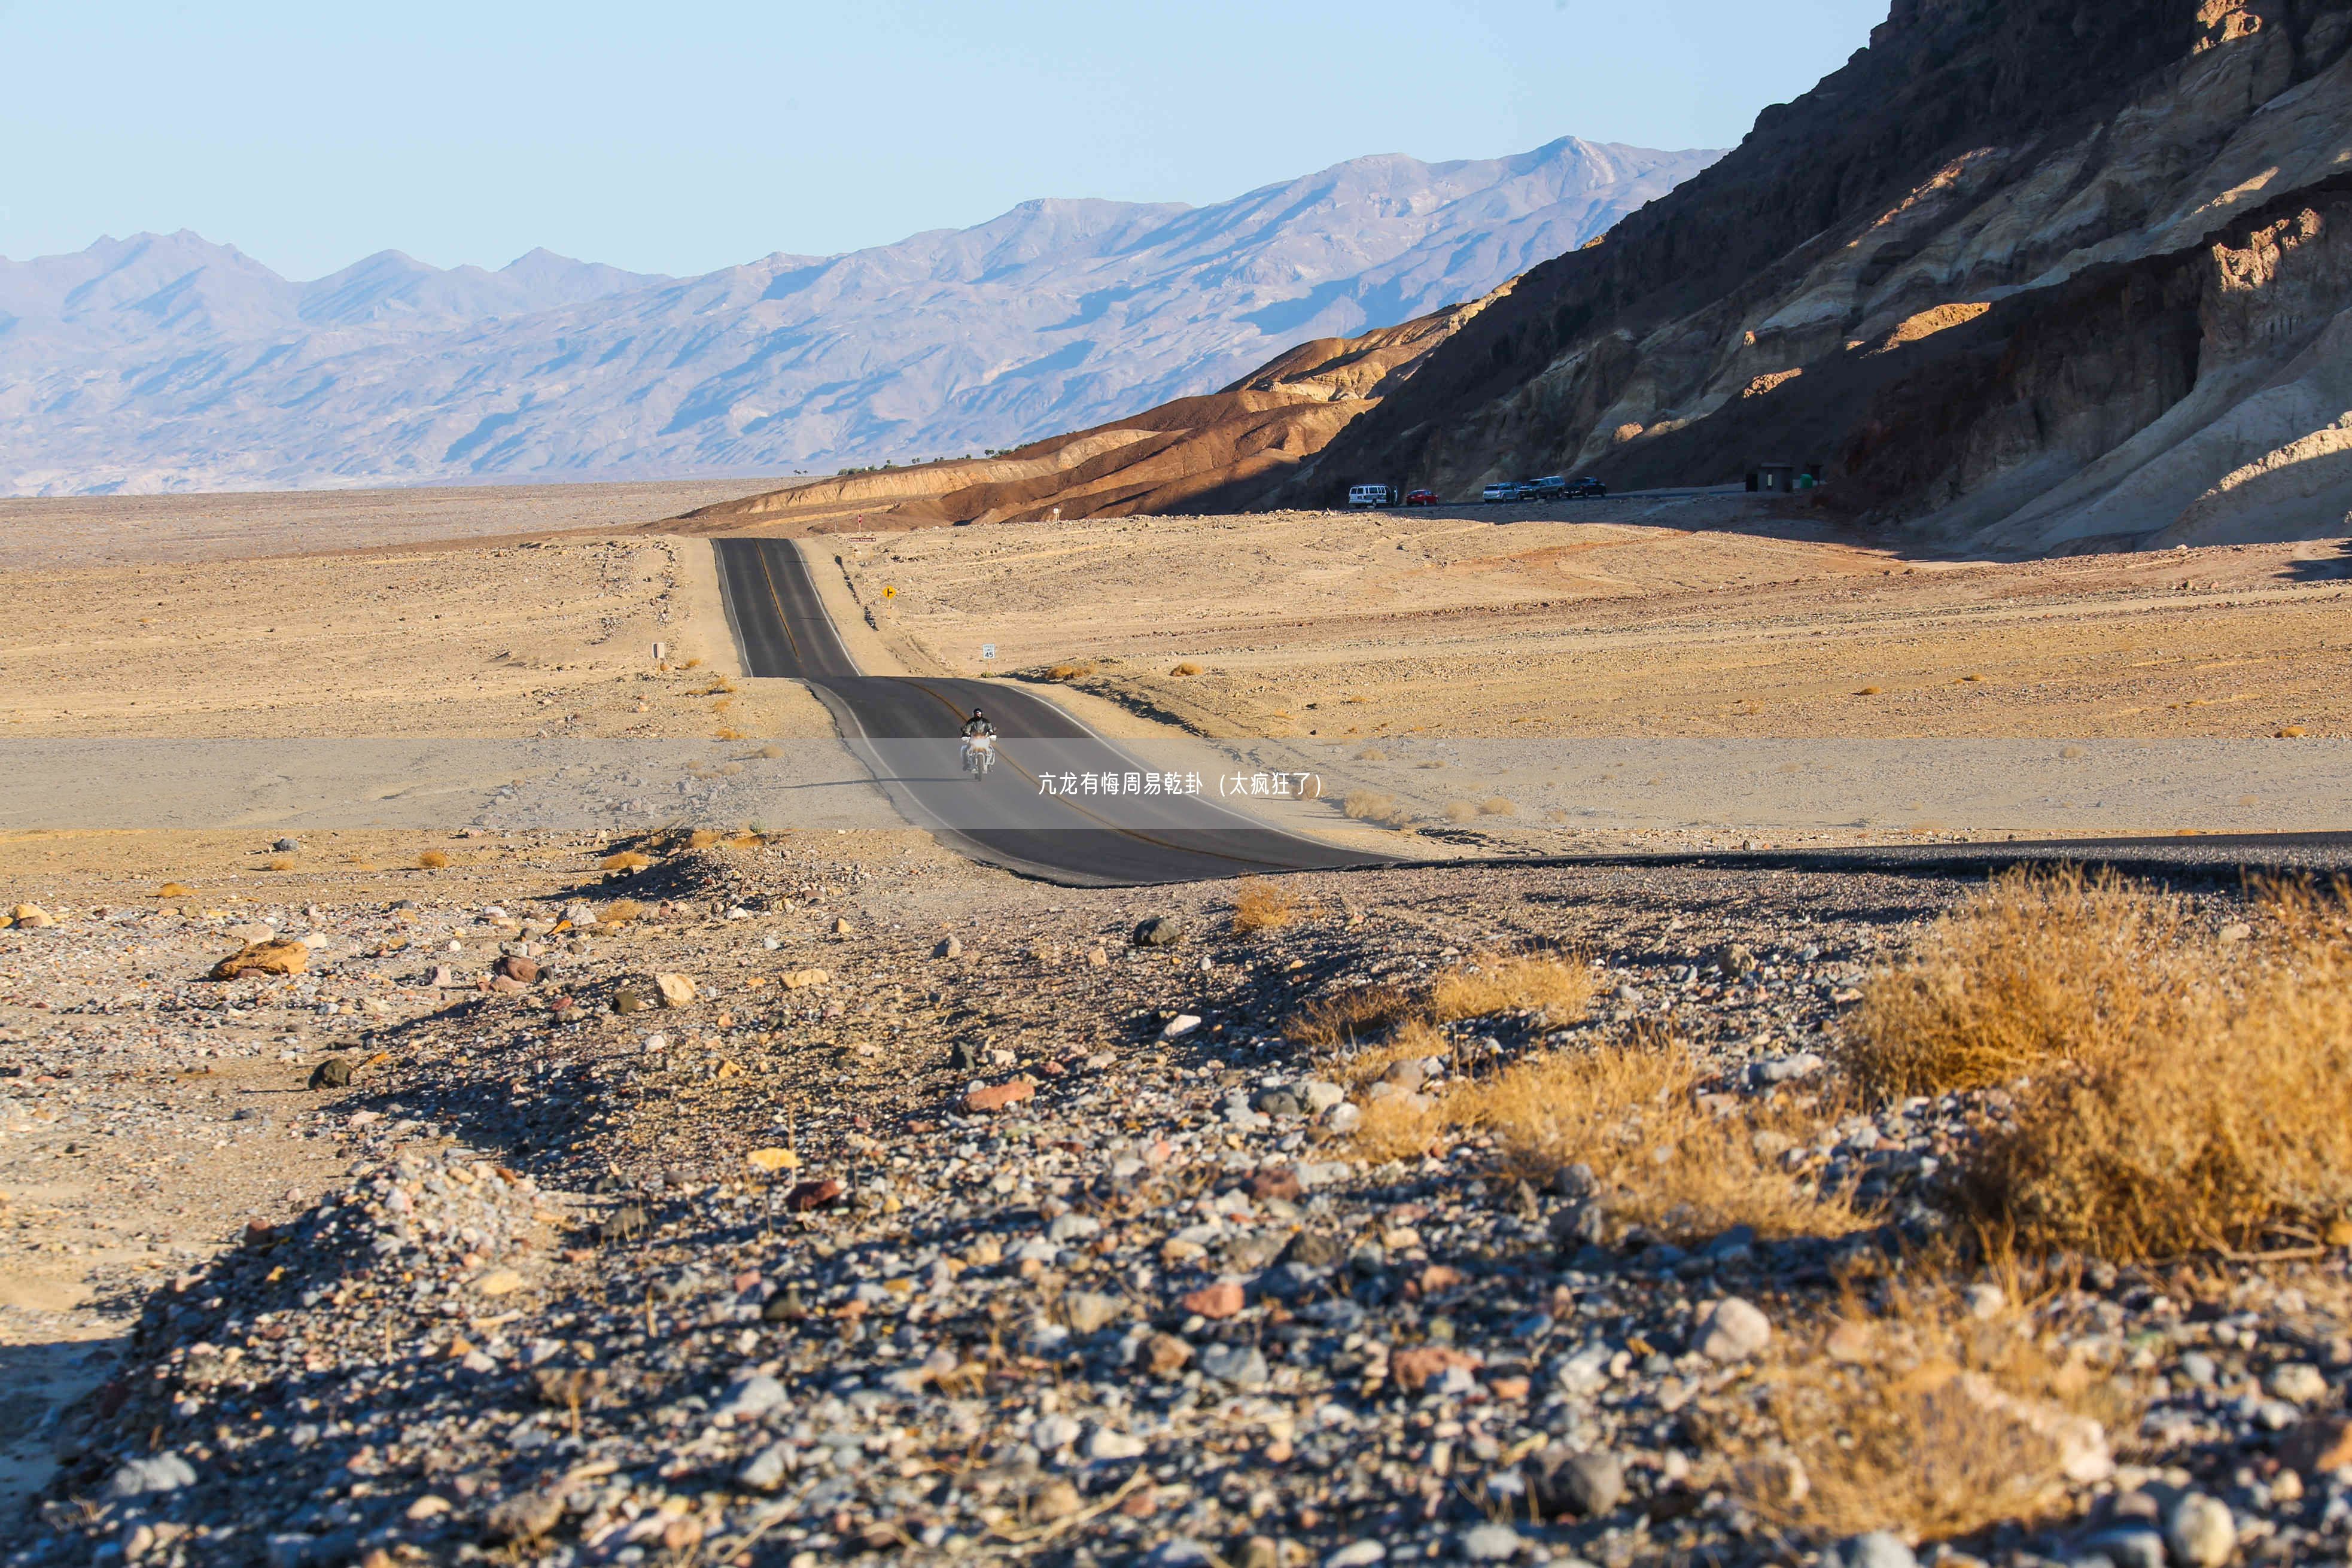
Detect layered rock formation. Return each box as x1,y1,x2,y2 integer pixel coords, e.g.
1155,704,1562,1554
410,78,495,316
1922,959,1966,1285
1277,0,2352,552
667,297,1500,532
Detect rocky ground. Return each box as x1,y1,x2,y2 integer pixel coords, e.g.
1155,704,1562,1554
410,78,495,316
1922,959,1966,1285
3,835,2350,1568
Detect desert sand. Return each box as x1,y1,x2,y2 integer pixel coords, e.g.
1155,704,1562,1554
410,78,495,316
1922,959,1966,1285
823,494,2352,741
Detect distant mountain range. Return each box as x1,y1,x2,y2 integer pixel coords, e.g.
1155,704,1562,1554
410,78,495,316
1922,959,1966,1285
0,138,1718,494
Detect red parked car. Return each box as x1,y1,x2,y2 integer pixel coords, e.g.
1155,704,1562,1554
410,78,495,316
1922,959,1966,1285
1402,489,1440,507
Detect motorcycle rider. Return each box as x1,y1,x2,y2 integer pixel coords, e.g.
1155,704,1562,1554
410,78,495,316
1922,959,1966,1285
960,708,997,775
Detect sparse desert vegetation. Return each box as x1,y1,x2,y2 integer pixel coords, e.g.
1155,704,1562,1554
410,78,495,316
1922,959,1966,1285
1228,876,1300,934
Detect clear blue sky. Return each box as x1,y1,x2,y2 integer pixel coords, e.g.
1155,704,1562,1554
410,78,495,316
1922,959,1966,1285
0,0,1887,280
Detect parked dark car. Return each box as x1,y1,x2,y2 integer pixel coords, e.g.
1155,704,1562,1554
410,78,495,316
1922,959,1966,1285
1529,474,1569,499
1566,477,1608,498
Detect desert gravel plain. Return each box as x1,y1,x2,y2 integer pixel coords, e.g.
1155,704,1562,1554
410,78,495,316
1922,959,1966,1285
829,494,2352,742
5,487,2352,1568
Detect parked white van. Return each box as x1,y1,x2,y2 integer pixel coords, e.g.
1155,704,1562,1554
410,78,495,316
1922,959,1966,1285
1347,483,1398,507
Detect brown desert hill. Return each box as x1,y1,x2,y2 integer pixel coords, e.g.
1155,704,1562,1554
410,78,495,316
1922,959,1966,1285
663,295,1501,535
1250,0,2352,554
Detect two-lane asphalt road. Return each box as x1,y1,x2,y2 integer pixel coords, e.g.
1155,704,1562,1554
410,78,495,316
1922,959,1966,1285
711,537,1390,885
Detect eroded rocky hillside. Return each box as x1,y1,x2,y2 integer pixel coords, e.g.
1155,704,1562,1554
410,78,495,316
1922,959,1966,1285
666,296,1504,532
1280,0,2352,552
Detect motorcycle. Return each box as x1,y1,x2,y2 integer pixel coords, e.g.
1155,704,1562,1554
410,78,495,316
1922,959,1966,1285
961,733,996,779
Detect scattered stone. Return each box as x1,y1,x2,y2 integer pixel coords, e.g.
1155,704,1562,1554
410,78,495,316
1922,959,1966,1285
715,1372,789,1420
936,936,963,959
1748,1051,1824,1086
1695,1296,1772,1360
497,953,540,983
1391,1345,1482,1392
2165,1493,2235,1568
738,1443,791,1491
782,968,829,989
2268,1361,2328,1403
209,939,311,979
784,1179,843,1211
1163,1013,1202,1038
1827,1532,1917,1568
10,903,55,928
308,1056,353,1089
963,1079,1035,1113
1529,1448,1623,1518
1143,1333,1194,1376
1459,1523,1522,1561
1063,1290,1125,1334
1133,915,1185,947
106,1453,198,1498
1181,1281,1245,1319
272,838,301,854
653,972,696,1007
1033,1478,1084,1520
485,1490,564,1542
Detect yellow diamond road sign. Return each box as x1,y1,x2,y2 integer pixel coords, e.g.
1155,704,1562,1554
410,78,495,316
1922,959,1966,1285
882,584,897,599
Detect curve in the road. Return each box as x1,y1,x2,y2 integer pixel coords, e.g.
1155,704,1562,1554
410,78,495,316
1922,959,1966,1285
711,537,1393,886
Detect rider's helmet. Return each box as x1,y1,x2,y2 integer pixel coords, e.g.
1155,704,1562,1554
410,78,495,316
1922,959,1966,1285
971,708,986,720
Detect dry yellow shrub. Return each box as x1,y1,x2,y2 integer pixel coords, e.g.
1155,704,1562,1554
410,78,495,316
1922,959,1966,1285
1285,984,1414,1050
1229,877,1300,934
416,850,451,870
1341,790,1413,829
1848,866,2186,1095
1426,954,1593,1024
1857,868,2352,1258
157,882,193,897
1965,905,2352,1259
1441,800,1479,823
264,857,296,872
684,829,724,850
1169,662,1202,677
600,850,652,872
1459,1043,1863,1243
1045,660,1097,681
1726,1278,2132,1540
598,899,644,925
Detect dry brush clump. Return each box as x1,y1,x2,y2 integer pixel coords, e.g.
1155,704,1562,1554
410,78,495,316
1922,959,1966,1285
1286,984,1416,1052
415,850,451,870
1341,790,1415,829
1470,1042,1866,1244
1850,867,2352,1260
1426,954,1593,1025
600,850,653,872
1228,877,1301,934
1722,1277,2132,1542
1286,952,1595,1052
1847,866,2187,1097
